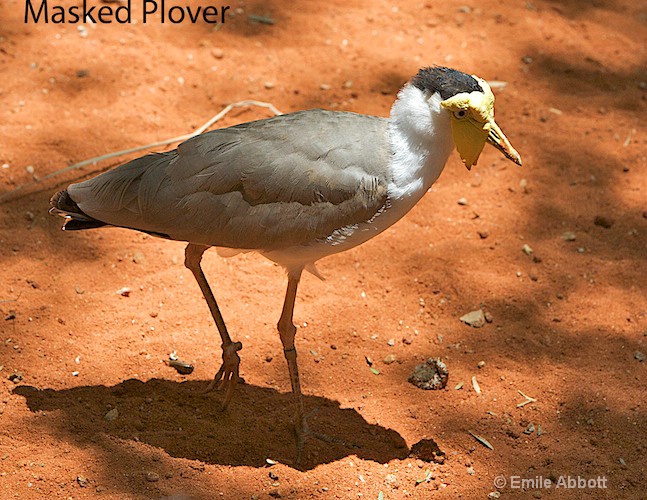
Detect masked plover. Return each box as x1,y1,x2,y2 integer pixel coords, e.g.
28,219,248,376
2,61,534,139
51,66,522,459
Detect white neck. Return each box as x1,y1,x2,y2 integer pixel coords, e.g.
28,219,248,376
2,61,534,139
387,84,454,201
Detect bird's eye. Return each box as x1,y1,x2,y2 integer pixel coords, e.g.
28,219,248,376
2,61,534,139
454,109,468,119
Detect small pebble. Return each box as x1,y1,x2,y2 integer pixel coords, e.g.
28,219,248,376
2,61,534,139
484,311,493,323
593,215,614,228
77,476,88,487
522,244,533,255
477,361,486,369
489,492,501,499
211,48,224,59
387,338,396,346
635,351,646,362
457,197,468,206
384,473,398,488
269,471,279,481
145,472,160,483
264,81,275,89
477,230,489,239
408,358,449,390
460,309,486,328
104,408,119,421
383,354,397,365
132,252,145,264
562,231,576,241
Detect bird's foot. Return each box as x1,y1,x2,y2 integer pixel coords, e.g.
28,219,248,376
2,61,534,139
295,410,356,465
204,341,244,409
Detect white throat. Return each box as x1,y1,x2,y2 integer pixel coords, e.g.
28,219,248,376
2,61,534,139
387,84,454,202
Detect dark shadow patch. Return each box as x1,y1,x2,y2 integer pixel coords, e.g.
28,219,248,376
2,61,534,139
14,378,409,471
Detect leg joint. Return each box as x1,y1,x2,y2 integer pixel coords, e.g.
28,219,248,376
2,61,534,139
283,346,297,361
184,243,208,270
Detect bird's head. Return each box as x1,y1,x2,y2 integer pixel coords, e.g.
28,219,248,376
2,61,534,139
411,66,522,170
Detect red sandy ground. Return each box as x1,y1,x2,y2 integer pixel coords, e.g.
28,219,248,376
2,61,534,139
1,0,646,498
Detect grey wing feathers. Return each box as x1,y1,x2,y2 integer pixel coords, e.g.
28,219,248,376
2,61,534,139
67,109,392,250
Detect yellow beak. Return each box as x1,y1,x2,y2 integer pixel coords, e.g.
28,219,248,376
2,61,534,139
486,120,522,167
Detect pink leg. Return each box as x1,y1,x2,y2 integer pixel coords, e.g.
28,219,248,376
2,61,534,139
278,271,349,463
184,243,242,409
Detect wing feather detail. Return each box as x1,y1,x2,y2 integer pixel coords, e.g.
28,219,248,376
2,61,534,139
67,109,392,250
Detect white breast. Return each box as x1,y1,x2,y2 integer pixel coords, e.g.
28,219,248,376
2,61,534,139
263,86,455,277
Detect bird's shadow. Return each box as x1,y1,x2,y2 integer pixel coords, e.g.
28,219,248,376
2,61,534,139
13,379,414,470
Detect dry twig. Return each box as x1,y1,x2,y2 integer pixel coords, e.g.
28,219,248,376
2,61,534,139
516,389,537,408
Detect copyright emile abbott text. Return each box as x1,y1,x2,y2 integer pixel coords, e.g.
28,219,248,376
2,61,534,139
494,474,608,490
24,0,230,24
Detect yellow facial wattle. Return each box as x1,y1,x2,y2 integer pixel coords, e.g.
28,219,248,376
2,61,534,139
441,76,522,169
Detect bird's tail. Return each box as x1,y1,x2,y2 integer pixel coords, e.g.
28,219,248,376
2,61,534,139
49,190,107,230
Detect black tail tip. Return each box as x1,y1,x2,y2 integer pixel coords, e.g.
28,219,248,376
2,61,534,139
49,189,107,230
50,189,79,214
